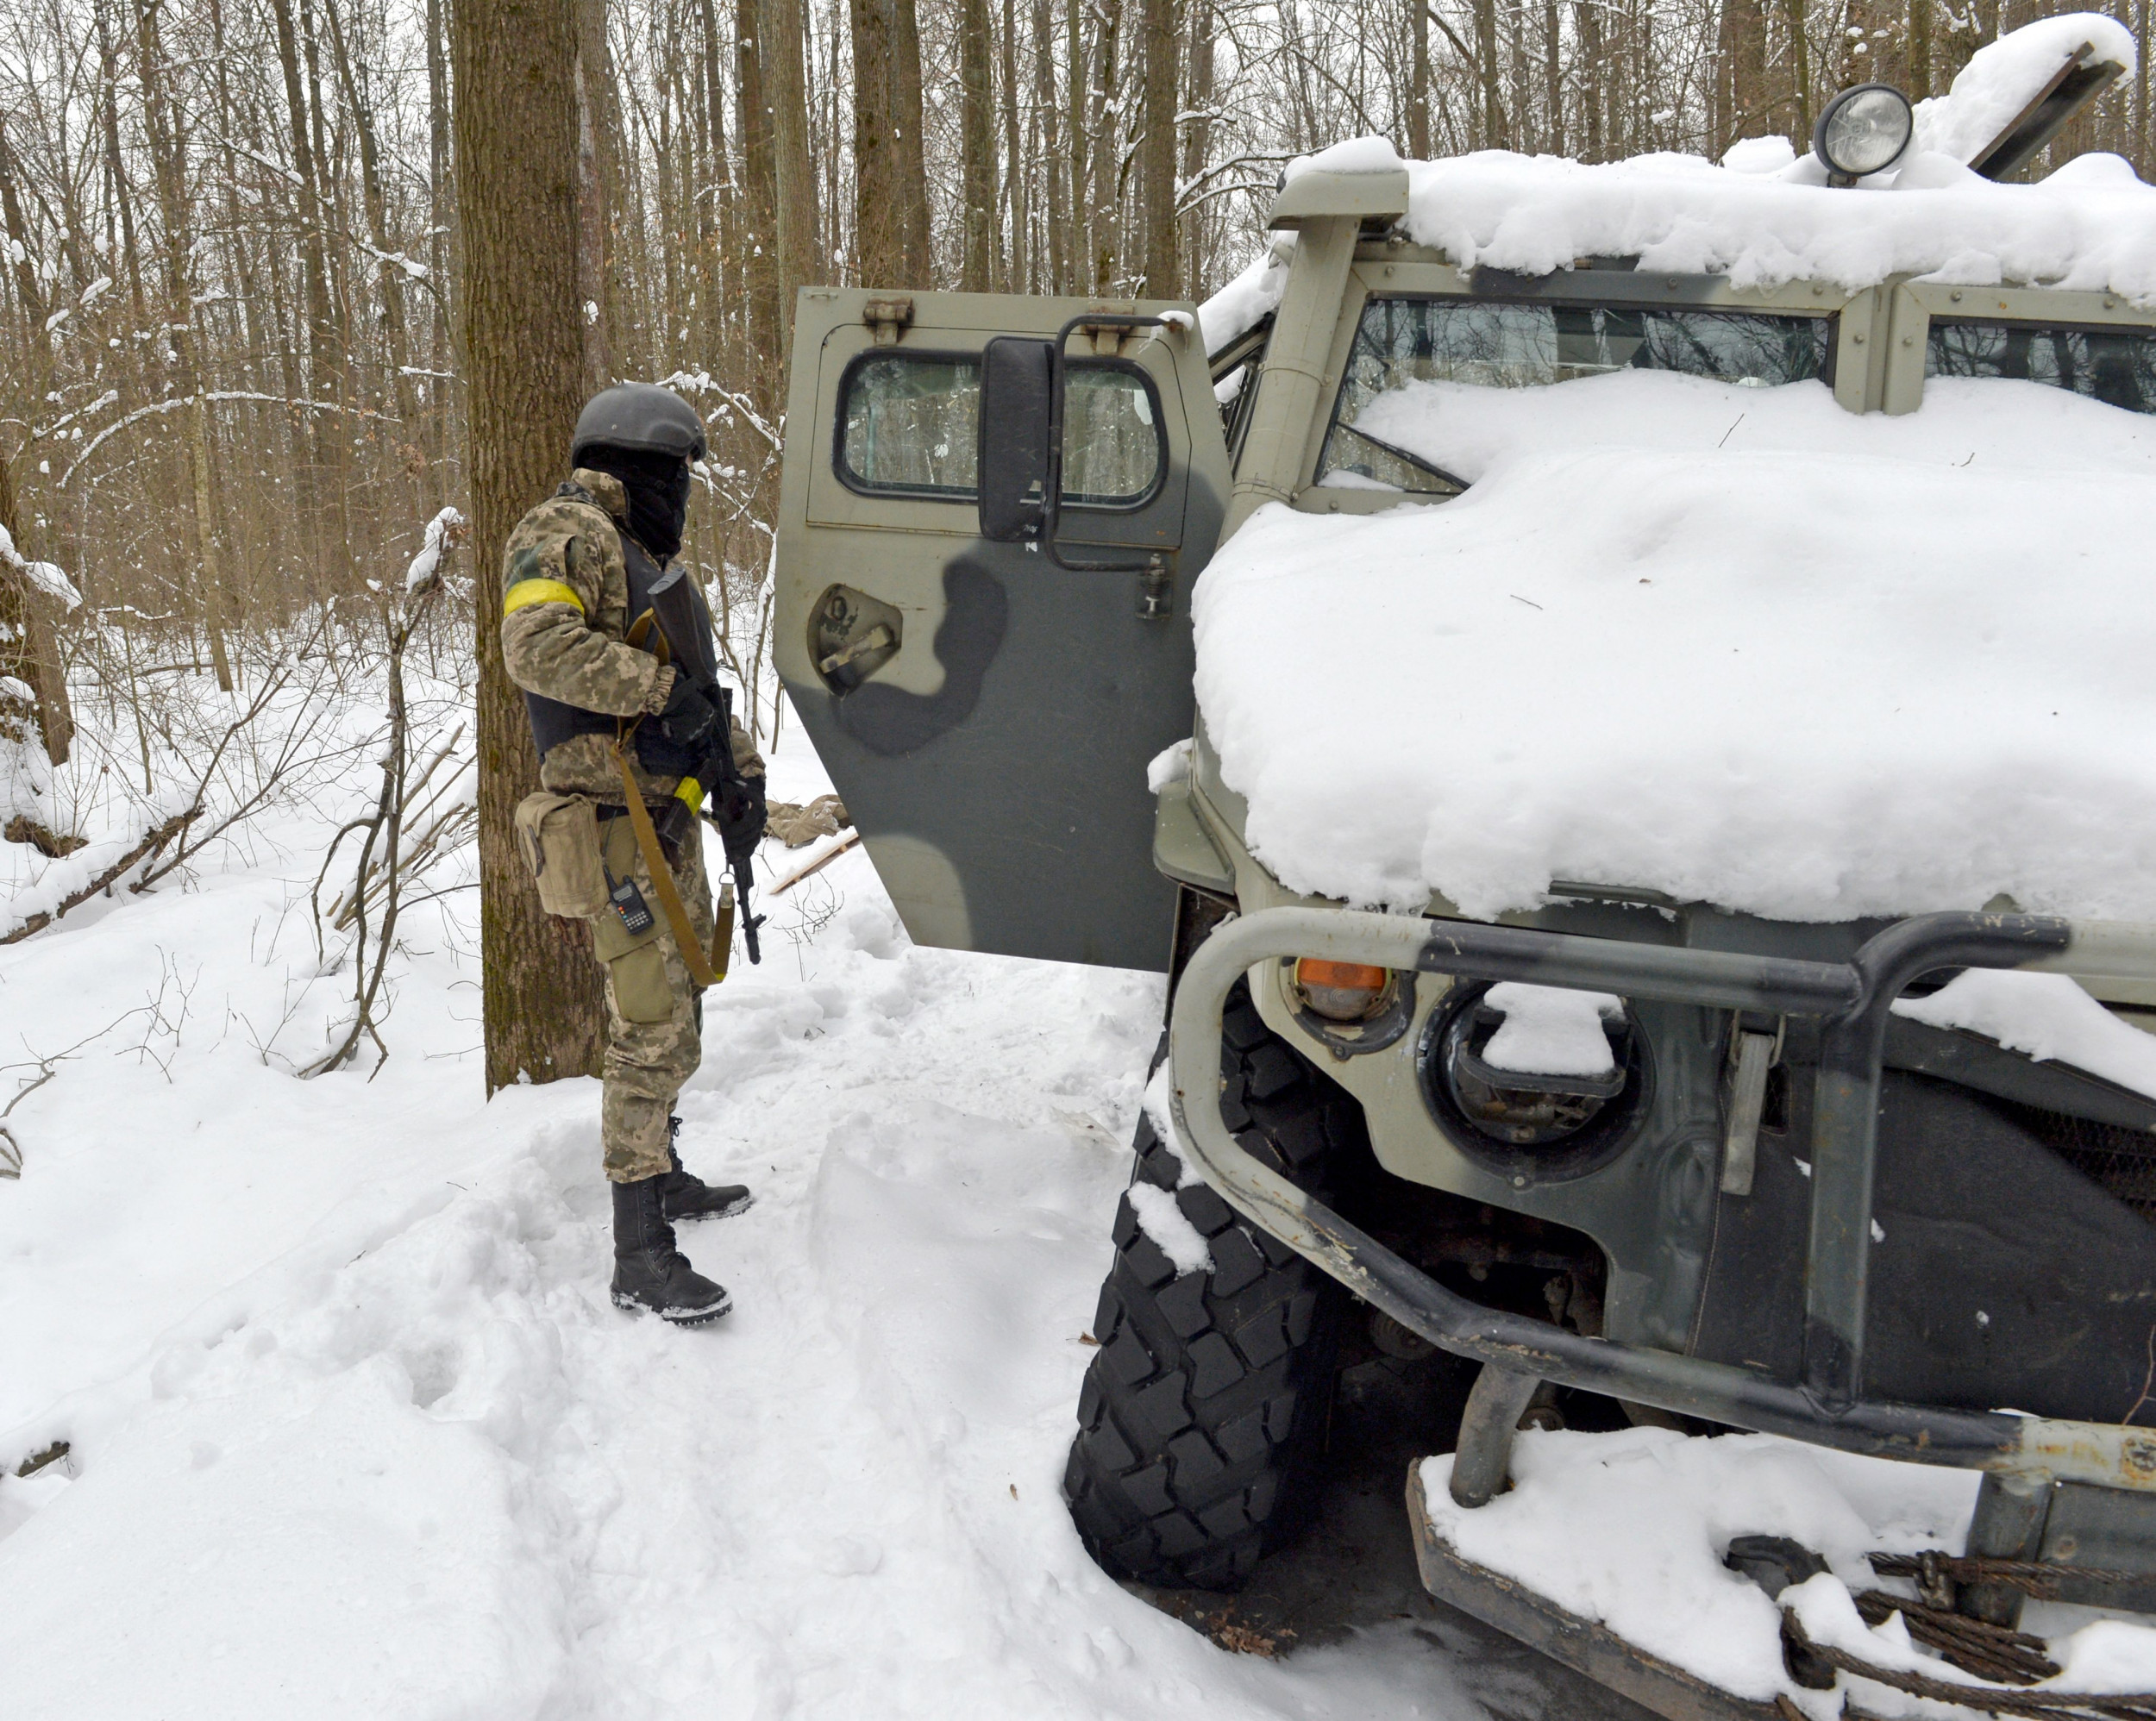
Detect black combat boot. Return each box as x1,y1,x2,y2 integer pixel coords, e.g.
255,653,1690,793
661,1116,755,1223
611,1173,731,1324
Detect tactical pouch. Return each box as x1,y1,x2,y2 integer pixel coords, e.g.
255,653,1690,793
513,792,608,918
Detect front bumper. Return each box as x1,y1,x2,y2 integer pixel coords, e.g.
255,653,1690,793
1164,904,2156,1493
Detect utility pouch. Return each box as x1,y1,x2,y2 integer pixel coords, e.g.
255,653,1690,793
512,791,608,919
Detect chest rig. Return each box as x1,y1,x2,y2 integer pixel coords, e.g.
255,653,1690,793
522,480,713,785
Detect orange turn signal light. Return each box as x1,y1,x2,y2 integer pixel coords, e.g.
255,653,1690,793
1293,959,1392,1023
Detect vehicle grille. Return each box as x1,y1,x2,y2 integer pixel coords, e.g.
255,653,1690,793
2027,1110,2156,1223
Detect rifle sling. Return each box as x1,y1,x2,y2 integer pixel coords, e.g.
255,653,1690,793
611,741,724,990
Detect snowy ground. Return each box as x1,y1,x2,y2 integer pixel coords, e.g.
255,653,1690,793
0,706,1514,1719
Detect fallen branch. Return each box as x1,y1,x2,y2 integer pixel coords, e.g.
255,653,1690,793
0,807,197,945
770,829,861,895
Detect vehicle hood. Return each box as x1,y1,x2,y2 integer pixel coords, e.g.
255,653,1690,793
1192,372,2156,923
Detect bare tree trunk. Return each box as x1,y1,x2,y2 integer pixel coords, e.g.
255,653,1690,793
269,0,339,573
134,0,236,692
1069,0,1091,291
1089,0,1121,293
1138,0,1179,298
574,0,616,390
1578,0,1604,158
323,0,422,437
1786,0,1813,141
1474,0,1505,148
94,1,149,334
1181,0,1213,290
1543,0,1563,155
1034,0,1068,291
736,2,780,402
850,0,903,285
427,0,454,369
1408,0,1432,157
0,447,72,767
959,0,998,290
697,0,734,346
758,0,822,323
454,0,607,1091
1000,0,1025,290
890,0,931,283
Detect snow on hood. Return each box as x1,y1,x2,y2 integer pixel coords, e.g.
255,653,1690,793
1195,16,2151,352
1192,372,2156,923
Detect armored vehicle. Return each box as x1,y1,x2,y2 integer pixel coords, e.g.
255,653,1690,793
776,21,2156,1715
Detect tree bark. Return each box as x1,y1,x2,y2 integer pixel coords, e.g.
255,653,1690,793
454,0,607,1091
134,0,237,692
1138,0,1179,299
736,1,780,402
757,0,821,324
1000,0,1025,290
1472,0,1502,147
958,0,998,291
849,0,903,285
889,0,931,283
1407,0,1432,158
268,0,339,563
0,446,72,767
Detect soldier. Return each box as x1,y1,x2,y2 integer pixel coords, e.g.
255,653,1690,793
500,383,768,1325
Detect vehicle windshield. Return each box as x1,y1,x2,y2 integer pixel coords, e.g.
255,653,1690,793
1319,297,1834,494
1927,319,2156,416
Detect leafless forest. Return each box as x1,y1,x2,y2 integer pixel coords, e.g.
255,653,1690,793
1,0,2151,707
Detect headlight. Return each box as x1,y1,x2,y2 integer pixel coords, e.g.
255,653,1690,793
1814,83,1914,180
1416,982,1653,1185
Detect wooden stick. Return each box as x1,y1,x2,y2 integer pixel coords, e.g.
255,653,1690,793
770,829,861,894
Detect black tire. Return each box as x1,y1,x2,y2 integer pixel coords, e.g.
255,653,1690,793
1063,982,1360,1590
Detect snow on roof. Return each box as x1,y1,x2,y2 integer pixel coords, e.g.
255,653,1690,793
1192,371,2156,923
1196,16,2153,349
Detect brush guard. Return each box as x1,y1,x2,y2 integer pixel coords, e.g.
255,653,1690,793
1163,907,2156,1497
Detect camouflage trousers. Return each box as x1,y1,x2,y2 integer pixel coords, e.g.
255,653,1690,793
587,810,712,1183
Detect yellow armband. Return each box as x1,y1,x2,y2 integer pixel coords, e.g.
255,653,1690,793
503,578,586,616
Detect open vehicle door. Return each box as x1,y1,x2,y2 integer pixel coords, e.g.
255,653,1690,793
773,290,1232,972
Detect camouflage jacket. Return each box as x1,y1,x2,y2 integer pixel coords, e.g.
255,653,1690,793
499,466,761,804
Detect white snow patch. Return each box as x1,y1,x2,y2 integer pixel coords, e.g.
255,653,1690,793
1400,140,2156,298
1197,235,1294,352
1420,1424,2156,1709
1282,135,1408,181
1194,372,2156,922
1895,969,2156,1098
1126,1181,1213,1276
0,691,1504,1718
1147,737,1194,793
1913,15,2138,168
1722,135,1796,175
1480,983,1622,1076
0,523,81,610
403,506,465,592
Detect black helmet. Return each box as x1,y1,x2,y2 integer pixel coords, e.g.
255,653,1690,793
571,384,708,464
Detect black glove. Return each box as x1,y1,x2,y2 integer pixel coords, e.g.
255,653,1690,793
715,773,767,866
657,675,718,750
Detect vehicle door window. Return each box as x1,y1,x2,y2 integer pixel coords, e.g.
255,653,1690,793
837,351,1165,506
1926,320,2156,415
1318,297,1834,493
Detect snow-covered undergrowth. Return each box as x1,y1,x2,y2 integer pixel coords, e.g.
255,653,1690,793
1418,1428,2156,1717
0,672,1489,1718
1195,372,2156,923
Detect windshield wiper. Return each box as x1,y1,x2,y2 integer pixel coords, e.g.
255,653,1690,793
1335,422,1472,493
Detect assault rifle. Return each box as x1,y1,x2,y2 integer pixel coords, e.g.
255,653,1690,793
647,563,765,966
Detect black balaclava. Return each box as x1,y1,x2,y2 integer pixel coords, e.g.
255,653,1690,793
577,444,692,563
